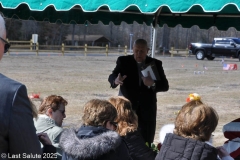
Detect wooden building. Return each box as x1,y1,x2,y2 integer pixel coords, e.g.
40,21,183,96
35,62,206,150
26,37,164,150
65,35,111,46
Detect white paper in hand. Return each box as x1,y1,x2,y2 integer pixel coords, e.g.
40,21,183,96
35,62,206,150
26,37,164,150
141,65,157,80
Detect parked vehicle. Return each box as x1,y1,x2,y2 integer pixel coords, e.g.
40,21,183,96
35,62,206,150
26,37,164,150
189,37,240,61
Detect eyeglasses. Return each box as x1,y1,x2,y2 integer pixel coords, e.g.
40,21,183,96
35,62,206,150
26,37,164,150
0,37,10,53
57,109,65,115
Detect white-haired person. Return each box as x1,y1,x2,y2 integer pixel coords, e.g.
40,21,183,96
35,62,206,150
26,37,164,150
0,13,42,157
59,99,131,160
155,97,233,160
109,96,157,160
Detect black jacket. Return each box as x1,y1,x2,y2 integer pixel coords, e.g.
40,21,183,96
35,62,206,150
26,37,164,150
59,125,132,160
122,131,157,160
108,55,169,121
155,133,218,160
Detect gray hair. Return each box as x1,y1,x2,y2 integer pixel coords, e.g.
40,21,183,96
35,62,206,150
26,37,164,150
133,39,148,47
0,14,6,37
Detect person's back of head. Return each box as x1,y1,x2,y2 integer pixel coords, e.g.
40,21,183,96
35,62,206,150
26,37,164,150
174,100,219,142
60,99,132,160
82,99,117,127
109,96,138,136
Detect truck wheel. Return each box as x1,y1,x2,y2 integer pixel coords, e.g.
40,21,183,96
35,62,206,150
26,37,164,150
196,50,205,60
207,56,215,60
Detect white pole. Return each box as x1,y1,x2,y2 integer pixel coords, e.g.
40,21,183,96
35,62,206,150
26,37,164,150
151,27,157,58
129,33,133,53
151,7,162,58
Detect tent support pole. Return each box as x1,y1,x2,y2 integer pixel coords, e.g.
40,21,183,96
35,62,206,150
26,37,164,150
151,26,157,58
151,7,162,58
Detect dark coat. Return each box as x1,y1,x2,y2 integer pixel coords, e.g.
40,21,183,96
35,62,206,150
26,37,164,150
59,125,132,160
108,55,169,121
0,73,42,158
122,131,157,160
155,133,218,160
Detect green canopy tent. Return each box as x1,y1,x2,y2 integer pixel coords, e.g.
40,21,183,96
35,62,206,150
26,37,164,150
2,0,240,57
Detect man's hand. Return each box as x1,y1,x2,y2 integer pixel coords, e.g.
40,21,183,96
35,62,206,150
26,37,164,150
114,73,127,85
142,71,154,87
37,133,52,146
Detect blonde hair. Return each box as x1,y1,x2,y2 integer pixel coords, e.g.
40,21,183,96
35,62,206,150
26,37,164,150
109,96,138,136
174,100,219,142
82,99,117,127
38,95,68,114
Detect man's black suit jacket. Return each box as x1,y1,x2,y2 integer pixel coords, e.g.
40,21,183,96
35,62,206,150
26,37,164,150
108,55,169,121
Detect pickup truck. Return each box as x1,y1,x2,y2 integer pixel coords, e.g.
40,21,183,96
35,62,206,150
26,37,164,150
189,37,240,61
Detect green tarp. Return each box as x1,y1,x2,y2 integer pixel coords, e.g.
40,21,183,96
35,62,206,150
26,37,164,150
1,0,240,30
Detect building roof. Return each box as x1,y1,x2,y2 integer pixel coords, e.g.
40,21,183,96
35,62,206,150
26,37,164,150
65,35,111,42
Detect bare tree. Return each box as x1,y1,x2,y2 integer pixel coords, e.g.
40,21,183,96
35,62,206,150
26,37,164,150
6,18,240,50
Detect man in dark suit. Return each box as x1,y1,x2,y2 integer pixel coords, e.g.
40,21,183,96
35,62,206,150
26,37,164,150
0,14,42,158
108,39,169,145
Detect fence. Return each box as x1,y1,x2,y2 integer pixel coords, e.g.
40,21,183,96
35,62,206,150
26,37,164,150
6,40,190,57
6,39,128,56
170,47,189,57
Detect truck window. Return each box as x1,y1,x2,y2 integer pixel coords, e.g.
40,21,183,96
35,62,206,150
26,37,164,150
232,39,240,44
225,40,230,44
216,40,230,44
215,40,225,44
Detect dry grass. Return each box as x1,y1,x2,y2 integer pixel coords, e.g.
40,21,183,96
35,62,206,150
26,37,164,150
1,53,240,146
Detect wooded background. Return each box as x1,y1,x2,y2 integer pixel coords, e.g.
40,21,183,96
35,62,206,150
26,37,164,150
5,18,240,51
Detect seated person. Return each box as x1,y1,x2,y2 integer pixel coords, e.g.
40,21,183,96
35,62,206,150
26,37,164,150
155,99,233,160
34,95,68,160
222,118,240,160
30,99,57,159
59,99,131,160
109,96,156,160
